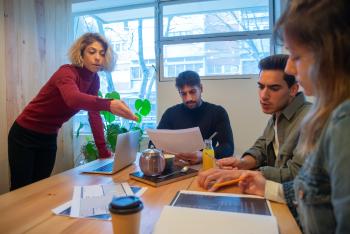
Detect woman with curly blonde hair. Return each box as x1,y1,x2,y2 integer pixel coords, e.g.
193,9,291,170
8,32,137,190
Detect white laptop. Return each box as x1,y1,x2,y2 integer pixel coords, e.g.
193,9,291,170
81,130,140,175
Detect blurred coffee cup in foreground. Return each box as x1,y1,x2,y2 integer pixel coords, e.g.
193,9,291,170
109,195,143,234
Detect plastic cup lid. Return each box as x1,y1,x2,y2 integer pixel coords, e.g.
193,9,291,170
109,195,143,215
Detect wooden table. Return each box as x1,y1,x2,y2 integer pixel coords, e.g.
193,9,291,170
0,160,301,234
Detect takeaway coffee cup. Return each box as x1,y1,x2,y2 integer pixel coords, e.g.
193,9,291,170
109,196,143,234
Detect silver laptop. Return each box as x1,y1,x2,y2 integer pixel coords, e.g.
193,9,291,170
81,130,140,175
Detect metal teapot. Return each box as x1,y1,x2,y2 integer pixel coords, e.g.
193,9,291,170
139,148,166,176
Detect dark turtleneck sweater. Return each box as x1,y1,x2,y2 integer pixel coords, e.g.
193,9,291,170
16,64,111,157
157,101,234,158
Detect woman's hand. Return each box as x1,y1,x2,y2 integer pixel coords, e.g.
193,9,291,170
110,100,138,121
238,170,266,197
197,168,243,192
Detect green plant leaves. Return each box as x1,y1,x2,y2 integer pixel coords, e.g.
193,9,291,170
76,122,84,138
106,123,120,152
130,126,143,137
82,141,99,162
105,91,120,100
79,91,152,163
101,110,115,124
135,98,151,116
135,112,142,123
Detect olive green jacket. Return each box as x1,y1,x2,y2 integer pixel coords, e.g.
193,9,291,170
243,92,311,182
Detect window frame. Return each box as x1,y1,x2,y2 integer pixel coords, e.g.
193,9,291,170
156,0,275,81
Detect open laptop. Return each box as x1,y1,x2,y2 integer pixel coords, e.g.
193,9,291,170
81,130,140,175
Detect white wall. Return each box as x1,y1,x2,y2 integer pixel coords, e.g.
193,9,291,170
157,77,269,155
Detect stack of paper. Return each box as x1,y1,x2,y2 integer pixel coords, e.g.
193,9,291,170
52,182,146,220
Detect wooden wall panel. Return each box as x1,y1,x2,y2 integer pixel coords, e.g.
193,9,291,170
0,0,73,194
0,0,10,194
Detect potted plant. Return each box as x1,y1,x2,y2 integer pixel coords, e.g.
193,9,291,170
76,90,151,163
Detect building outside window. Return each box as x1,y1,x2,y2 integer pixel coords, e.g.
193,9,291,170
71,0,274,150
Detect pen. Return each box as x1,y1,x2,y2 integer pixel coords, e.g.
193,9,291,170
212,178,242,189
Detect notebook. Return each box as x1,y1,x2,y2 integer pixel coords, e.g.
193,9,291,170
81,130,140,175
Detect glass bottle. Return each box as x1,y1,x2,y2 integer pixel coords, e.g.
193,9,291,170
202,139,215,171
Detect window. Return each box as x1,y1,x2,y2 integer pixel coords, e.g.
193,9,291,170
71,0,275,135
72,3,157,135
159,0,273,80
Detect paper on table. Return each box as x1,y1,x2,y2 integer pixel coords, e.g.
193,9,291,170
154,190,278,234
154,206,278,234
70,182,133,218
147,127,205,154
52,184,147,220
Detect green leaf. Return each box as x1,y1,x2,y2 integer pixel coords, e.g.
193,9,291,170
83,141,99,162
105,91,120,100
135,112,142,123
120,127,128,133
135,99,143,111
106,124,120,152
101,111,115,124
135,99,151,116
76,122,84,138
130,126,143,136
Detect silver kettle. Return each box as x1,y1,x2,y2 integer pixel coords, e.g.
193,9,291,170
139,148,165,176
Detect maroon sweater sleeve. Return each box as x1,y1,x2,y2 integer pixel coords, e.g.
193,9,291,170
54,66,111,158
55,70,111,112
87,77,111,158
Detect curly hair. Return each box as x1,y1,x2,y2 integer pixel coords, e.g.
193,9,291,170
68,32,116,72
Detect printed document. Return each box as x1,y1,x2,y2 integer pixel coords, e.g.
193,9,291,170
153,190,279,234
147,127,205,154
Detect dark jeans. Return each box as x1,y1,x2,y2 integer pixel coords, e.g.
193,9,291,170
8,122,57,190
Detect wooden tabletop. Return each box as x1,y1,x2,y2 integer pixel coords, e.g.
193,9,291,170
0,161,301,234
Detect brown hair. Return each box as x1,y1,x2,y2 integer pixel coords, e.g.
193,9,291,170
275,0,350,154
68,32,116,72
258,54,296,88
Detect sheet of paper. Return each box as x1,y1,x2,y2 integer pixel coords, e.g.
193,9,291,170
70,182,133,218
52,184,147,220
147,127,205,154
154,190,278,234
171,190,272,216
153,206,278,234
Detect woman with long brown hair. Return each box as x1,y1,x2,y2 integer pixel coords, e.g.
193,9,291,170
198,0,350,232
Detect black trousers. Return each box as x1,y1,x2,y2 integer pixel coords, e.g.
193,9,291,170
8,122,57,191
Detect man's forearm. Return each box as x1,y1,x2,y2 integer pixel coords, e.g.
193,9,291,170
240,155,257,169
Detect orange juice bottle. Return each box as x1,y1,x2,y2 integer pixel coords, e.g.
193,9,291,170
202,139,215,171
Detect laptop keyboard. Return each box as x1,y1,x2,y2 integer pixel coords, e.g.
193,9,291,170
93,162,114,172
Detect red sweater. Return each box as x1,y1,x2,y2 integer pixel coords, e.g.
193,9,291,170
16,64,112,158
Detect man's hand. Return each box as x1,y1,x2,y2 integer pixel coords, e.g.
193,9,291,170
216,156,241,169
197,168,243,192
217,155,257,170
110,100,138,121
175,151,202,165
